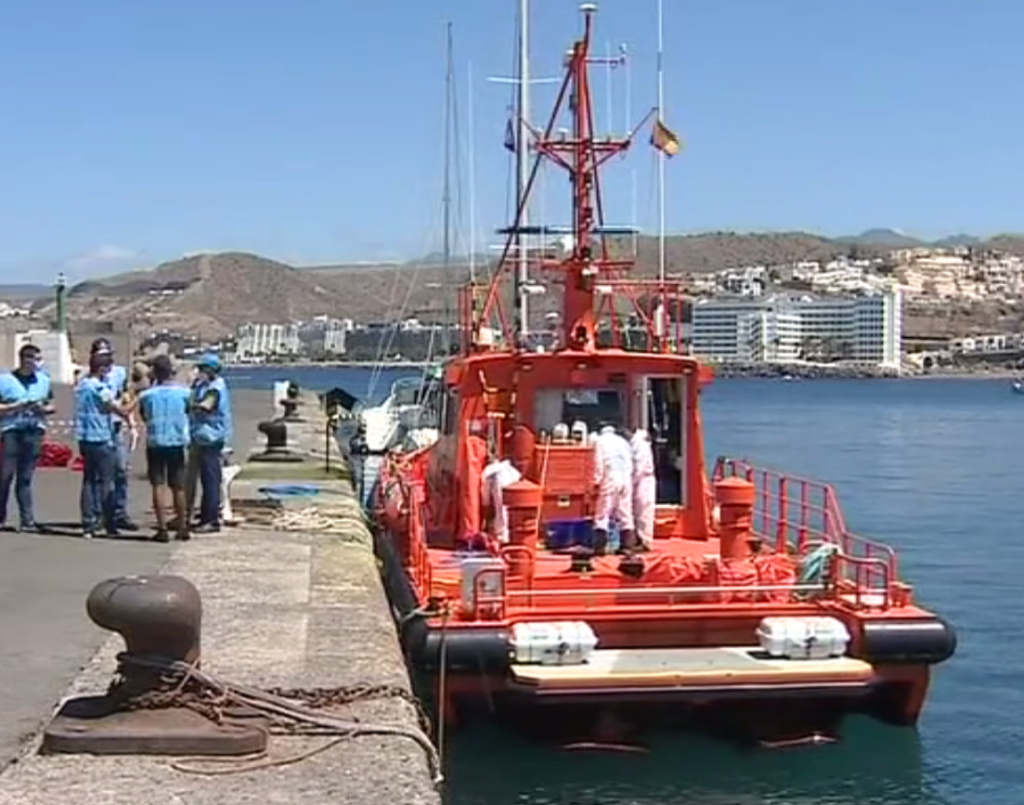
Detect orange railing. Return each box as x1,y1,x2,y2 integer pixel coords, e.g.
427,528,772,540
387,453,902,618
712,457,897,605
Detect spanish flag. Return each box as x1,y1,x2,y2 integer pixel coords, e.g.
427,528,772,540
651,118,681,157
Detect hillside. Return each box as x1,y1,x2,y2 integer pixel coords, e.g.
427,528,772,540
38,252,358,339
27,229,1024,338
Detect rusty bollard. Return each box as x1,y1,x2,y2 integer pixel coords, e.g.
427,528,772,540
42,575,267,756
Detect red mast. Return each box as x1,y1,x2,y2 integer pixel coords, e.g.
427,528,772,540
467,3,666,354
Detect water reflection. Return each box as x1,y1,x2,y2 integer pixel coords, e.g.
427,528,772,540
446,717,944,805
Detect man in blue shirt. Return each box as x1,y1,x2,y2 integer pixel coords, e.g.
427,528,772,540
90,338,139,532
138,355,191,543
75,352,133,539
186,353,232,533
0,344,54,532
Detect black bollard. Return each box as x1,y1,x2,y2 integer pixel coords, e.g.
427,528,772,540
250,418,305,463
42,575,267,756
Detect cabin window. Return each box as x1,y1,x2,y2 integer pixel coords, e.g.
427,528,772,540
534,387,623,436
391,378,422,407
442,387,458,436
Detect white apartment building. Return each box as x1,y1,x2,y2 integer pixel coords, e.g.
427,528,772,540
235,322,301,361
298,316,350,355
691,288,902,369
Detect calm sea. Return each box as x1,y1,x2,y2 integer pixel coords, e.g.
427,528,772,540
225,366,1021,805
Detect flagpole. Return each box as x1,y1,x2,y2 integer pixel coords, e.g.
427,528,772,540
657,0,666,285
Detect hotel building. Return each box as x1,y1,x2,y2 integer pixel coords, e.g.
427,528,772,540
690,288,902,369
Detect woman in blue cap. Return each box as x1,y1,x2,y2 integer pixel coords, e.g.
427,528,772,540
185,352,232,533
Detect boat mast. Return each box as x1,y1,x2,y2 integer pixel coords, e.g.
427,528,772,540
442,22,454,357
515,0,530,341
656,0,666,284
468,61,477,284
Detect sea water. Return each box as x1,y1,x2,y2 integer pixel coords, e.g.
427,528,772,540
226,368,1020,805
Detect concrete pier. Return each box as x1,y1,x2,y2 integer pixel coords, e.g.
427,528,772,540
0,388,441,805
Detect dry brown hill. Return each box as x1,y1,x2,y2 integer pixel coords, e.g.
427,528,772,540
35,231,1024,339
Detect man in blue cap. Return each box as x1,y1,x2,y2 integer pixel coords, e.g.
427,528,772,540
186,352,231,533
90,337,139,532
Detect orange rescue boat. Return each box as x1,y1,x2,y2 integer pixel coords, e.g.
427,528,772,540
373,4,955,745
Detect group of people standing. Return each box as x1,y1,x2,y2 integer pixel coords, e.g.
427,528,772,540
0,339,232,542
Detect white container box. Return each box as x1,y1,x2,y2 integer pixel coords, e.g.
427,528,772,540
756,616,850,660
509,621,599,666
460,556,506,616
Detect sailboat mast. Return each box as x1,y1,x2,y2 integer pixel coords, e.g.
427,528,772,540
656,0,666,284
515,0,530,340
468,61,477,284
442,22,454,356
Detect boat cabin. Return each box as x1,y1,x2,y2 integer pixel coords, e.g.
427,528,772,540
424,348,714,548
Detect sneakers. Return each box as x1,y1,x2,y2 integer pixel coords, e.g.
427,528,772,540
193,522,221,534
153,529,170,544
115,517,139,532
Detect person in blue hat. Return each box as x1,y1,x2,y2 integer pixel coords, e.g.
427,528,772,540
186,352,232,533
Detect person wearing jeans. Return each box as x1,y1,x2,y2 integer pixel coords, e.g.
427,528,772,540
89,338,139,532
186,353,232,533
75,353,133,539
0,344,54,532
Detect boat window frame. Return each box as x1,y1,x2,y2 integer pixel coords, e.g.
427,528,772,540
636,373,688,507
532,386,626,437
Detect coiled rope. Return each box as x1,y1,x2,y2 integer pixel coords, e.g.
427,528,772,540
270,506,370,543
112,652,443,785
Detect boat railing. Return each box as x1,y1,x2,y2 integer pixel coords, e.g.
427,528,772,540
712,457,898,598
457,278,692,355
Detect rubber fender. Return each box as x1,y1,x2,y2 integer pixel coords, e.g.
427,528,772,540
860,617,957,665
416,628,511,674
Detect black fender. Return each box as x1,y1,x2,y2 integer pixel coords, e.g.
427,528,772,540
859,617,957,665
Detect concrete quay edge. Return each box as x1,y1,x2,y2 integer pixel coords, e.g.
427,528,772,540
0,396,441,805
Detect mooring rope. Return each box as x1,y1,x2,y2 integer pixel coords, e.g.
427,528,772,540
111,652,443,785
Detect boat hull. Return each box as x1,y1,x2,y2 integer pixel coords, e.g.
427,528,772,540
375,527,954,744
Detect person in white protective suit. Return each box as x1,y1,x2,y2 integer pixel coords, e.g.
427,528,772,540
630,428,656,551
480,454,521,543
590,423,636,555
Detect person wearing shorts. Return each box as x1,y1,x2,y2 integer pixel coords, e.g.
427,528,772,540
137,355,191,543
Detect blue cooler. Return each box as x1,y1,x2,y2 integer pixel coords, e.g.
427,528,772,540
545,518,594,550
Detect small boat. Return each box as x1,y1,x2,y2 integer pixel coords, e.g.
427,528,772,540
374,3,955,746
360,373,441,454
1011,379,1024,394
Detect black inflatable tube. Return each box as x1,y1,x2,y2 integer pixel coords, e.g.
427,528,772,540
859,617,957,665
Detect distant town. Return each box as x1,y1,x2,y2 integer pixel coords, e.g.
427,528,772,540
3,238,1024,377
146,243,1024,376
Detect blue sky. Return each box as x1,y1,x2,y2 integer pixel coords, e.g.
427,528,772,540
2,0,1023,282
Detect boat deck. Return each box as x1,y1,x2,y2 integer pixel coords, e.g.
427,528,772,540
511,646,874,690
430,535,724,582
426,533,796,600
